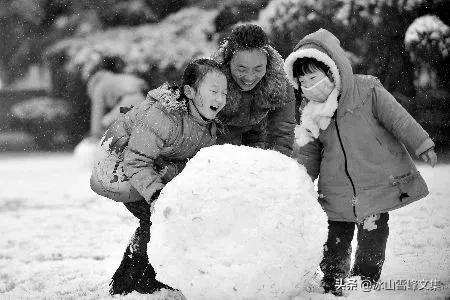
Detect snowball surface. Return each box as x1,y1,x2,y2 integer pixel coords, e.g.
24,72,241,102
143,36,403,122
148,145,327,300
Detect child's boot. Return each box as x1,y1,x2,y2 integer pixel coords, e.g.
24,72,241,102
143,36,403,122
320,220,355,296
109,242,149,295
109,200,151,295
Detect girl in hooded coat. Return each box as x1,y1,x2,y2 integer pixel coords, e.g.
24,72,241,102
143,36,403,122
212,24,296,156
284,29,437,295
90,58,228,295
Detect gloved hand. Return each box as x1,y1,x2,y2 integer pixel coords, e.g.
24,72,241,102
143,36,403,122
160,161,187,183
153,156,167,173
153,157,187,183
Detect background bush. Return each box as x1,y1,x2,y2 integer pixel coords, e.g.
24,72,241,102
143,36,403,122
10,97,72,150
258,0,450,148
1,0,448,150
404,14,450,147
44,7,218,143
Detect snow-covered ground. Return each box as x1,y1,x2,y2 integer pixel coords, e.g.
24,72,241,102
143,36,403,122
0,152,448,299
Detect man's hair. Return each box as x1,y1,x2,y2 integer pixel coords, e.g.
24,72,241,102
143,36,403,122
292,57,330,78
221,23,270,65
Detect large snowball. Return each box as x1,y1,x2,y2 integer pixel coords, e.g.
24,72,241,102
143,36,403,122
148,145,327,300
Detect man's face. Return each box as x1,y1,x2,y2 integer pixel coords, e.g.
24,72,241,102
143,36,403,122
230,49,267,91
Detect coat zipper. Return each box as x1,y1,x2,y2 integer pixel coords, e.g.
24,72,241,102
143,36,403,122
334,117,358,219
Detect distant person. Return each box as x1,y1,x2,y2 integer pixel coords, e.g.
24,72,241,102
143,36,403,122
87,56,149,139
284,28,437,296
211,24,296,156
90,58,228,295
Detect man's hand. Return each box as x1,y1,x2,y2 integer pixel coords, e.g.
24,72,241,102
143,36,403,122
420,147,437,167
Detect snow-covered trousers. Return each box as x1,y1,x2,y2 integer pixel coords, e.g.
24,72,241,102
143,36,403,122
124,199,152,255
320,212,389,289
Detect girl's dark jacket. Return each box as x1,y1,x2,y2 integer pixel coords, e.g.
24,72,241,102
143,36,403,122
212,45,296,157
284,29,433,222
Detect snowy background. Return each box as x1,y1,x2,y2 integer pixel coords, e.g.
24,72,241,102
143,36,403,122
0,1,449,298
0,149,448,300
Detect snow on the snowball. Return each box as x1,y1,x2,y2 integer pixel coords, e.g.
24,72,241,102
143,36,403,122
148,144,327,300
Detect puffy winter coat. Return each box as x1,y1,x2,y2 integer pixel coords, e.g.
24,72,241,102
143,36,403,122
212,45,296,156
90,84,218,203
285,29,433,222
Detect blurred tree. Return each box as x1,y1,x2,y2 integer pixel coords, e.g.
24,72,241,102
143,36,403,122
259,0,450,145
0,0,192,86
214,0,270,33
98,0,158,27
333,0,448,95
259,0,449,96
41,0,72,27
10,96,71,149
44,7,218,142
144,0,188,19
405,14,449,90
404,14,450,147
212,0,270,45
340,1,417,95
258,0,346,58
0,0,45,84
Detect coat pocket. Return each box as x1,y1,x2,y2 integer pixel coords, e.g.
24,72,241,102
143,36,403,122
388,170,421,202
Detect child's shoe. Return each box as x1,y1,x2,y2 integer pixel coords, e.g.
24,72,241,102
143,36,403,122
322,277,344,297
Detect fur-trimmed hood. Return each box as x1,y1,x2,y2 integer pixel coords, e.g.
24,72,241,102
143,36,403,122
212,44,294,119
146,83,188,114
284,29,353,92
284,29,355,146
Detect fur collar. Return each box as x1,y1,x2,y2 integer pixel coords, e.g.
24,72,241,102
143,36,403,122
146,83,188,114
212,45,294,117
146,83,220,129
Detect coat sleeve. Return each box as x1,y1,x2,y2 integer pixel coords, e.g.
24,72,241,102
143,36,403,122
267,98,296,157
296,137,323,181
122,106,175,202
101,92,146,129
372,82,434,156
